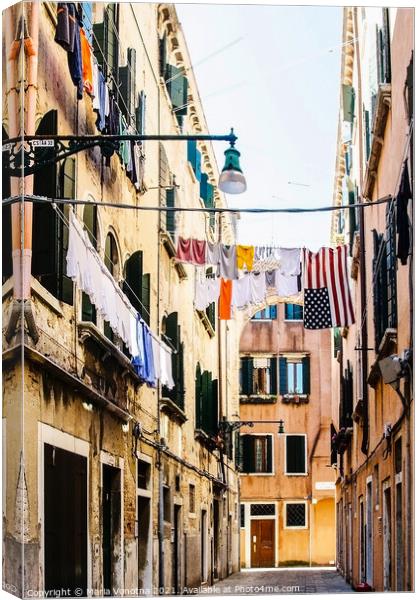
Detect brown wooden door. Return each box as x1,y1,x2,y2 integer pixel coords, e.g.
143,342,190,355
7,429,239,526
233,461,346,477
251,519,275,567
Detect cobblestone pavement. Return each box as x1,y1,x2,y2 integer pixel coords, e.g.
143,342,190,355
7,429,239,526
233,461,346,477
196,567,354,595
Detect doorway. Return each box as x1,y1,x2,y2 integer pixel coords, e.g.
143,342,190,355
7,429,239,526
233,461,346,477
201,510,208,583
395,482,403,590
213,500,220,580
250,520,275,568
137,496,151,590
382,485,391,591
359,498,365,583
366,481,373,586
102,464,121,595
172,504,181,594
44,443,87,596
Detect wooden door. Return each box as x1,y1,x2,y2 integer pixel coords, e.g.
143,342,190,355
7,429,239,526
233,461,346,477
250,520,275,567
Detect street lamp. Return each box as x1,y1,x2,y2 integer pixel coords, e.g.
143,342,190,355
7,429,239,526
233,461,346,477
218,129,247,194
218,418,286,435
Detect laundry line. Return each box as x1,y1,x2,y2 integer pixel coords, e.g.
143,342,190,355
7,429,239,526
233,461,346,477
4,194,393,214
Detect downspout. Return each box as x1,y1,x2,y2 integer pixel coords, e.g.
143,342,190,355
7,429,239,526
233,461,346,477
353,8,368,455
6,2,39,343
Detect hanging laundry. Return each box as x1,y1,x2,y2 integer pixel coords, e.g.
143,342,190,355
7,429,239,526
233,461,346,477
206,241,221,266
218,244,238,279
219,278,233,320
92,60,100,109
119,113,131,167
237,245,255,271
265,270,299,298
94,68,107,131
80,27,93,95
160,343,175,390
396,160,411,265
249,272,267,304
55,3,76,52
194,271,221,311
276,247,301,276
303,246,355,329
67,6,84,99
231,274,251,310
176,238,206,266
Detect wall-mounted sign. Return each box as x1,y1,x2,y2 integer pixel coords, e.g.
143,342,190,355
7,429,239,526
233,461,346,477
315,481,335,491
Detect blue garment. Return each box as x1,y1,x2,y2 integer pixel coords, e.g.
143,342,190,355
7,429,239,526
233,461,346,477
132,316,156,387
67,5,83,100
95,69,107,131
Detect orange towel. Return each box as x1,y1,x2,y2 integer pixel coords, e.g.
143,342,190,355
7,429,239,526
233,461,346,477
80,28,93,95
219,278,232,320
237,245,255,271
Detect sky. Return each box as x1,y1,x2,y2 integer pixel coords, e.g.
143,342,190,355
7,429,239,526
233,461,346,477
176,3,342,250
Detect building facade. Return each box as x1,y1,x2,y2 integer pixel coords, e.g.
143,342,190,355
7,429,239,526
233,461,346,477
237,303,336,568
330,7,413,592
2,2,241,596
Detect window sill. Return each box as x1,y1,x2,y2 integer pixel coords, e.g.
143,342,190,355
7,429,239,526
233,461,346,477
240,472,275,477
240,395,277,404
77,321,141,380
282,394,309,405
284,319,303,323
160,397,187,424
285,473,308,477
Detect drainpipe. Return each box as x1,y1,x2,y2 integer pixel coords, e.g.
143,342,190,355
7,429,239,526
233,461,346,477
6,2,39,343
353,8,368,455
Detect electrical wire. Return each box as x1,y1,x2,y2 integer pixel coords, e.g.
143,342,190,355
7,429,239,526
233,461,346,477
3,193,393,214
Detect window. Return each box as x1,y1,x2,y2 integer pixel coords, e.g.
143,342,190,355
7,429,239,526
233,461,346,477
279,356,310,396
163,486,171,523
81,204,98,324
31,110,74,305
394,438,402,475
285,435,306,475
240,357,277,396
92,3,119,94
237,435,273,474
137,460,151,490
123,251,151,325
285,502,307,528
376,9,392,84
189,484,195,514
252,306,277,320
165,187,175,239
162,313,185,410
250,503,275,516
187,139,201,181
195,364,218,437
285,304,303,321
342,84,355,123
204,268,216,330
159,33,167,77
372,211,397,350
119,47,136,121
340,361,353,429
240,504,245,528
165,64,188,116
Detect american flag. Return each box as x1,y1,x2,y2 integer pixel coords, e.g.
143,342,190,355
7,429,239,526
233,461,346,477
303,246,355,329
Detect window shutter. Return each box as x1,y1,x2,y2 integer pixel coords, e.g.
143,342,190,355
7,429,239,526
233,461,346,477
105,4,119,88
195,364,202,429
385,206,397,329
211,379,219,437
201,370,211,434
266,436,273,473
187,139,197,169
330,424,338,466
165,188,175,237
177,339,185,410
279,357,288,395
342,84,355,122
241,435,253,473
382,8,391,83
163,312,178,402
58,158,75,305
159,34,167,77
123,251,143,314
195,150,202,182
269,357,277,395
119,48,135,121
270,305,277,319
200,173,209,203
141,273,150,325
364,108,371,159
92,21,106,71
302,356,311,395
286,435,305,474
136,90,146,135
348,189,356,251
240,357,253,395
235,432,243,471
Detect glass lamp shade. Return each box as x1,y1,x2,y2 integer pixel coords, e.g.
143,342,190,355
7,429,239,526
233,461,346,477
218,146,247,194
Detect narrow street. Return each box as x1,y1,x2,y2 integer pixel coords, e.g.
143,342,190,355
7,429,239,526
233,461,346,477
196,568,353,595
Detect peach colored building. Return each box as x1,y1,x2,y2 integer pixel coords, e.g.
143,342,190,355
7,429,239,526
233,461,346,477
330,7,413,592
237,303,336,568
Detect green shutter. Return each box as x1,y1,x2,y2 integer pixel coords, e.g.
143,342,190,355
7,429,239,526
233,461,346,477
195,150,202,181
165,64,188,114
365,108,371,159
266,436,273,473
141,273,150,325
269,357,277,395
240,357,253,395
241,435,252,473
349,190,356,251
235,432,243,471
82,291,96,323
195,364,202,429
302,356,311,395
342,84,355,122
162,312,178,402
136,91,146,135
92,21,106,70
279,357,288,395
165,188,175,237
382,8,391,83
159,34,167,77
211,379,219,436
187,139,197,168
177,339,185,410
123,251,143,314
200,173,209,202
119,47,136,120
